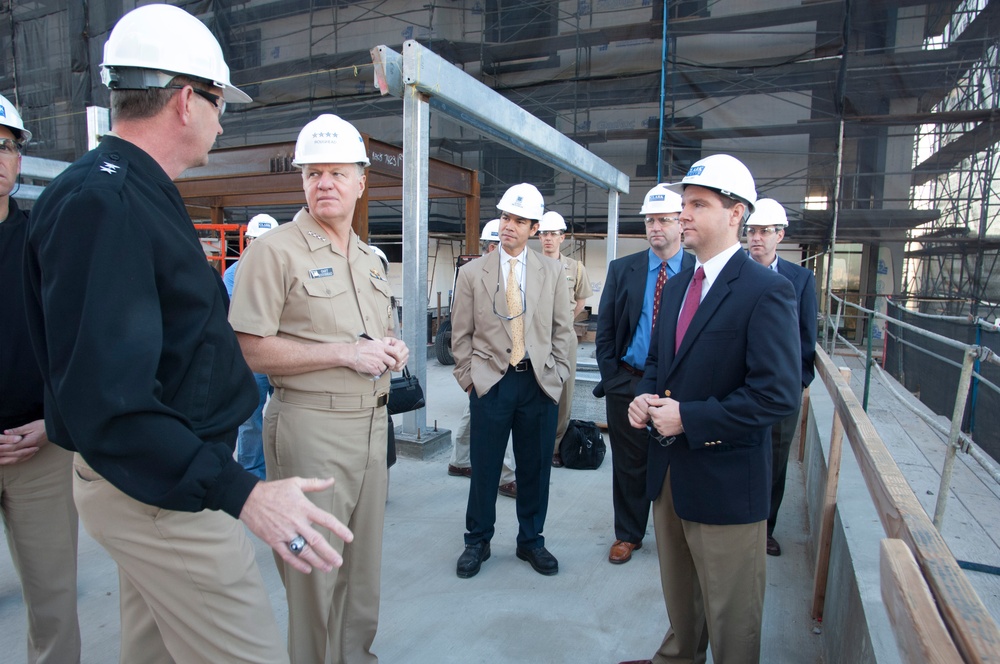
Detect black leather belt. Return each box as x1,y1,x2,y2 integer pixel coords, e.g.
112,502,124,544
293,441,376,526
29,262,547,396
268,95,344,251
512,359,532,372
619,361,644,377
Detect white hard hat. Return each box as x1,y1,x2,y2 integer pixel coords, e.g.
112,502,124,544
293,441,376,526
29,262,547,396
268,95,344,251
538,211,567,232
246,214,277,238
668,154,757,213
746,198,788,227
640,183,683,215
293,114,370,167
0,94,30,144
497,183,544,221
369,244,389,272
480,218,501,241
100,4,251,104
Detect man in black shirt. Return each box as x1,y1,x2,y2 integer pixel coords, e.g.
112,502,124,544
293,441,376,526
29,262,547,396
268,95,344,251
0,93,81,664
23,6,351,663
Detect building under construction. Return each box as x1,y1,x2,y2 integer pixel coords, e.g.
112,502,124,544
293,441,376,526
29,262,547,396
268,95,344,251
4,0,1000,445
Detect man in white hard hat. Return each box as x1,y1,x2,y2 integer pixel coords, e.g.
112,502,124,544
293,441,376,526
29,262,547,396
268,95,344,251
24,7,352,664
222,213,278,480
451,183,575,578
623,155,800,664
744,198,817,557
594,183,694,565
0,93,82,664
230,113,408,664
448,218,518,497
536,210,593,467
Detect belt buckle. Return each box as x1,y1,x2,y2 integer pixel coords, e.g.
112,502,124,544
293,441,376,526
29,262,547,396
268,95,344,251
377,393,388,407
514,360,529,372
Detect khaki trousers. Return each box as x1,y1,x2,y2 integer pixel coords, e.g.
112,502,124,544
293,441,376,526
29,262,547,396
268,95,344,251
652,470,766,664
1,442,80,664
554,338,579,448
265,394,387,664
72,454,287,664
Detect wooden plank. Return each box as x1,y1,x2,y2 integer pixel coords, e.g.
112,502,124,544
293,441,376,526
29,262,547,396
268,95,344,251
815,348,1000,663
811,368,850,619
880,539,964,664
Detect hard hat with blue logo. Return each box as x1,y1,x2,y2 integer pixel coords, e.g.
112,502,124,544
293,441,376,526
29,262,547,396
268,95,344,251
0,94,30,144
497,183,544,221
668,154,757,213
480,218,501,241
246,214,277,238
639,183,683,215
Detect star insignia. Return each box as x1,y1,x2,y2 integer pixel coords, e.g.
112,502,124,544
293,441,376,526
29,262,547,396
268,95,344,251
99,161,120,175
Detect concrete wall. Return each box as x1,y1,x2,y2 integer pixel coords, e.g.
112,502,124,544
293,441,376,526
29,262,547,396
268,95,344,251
802,377,904,664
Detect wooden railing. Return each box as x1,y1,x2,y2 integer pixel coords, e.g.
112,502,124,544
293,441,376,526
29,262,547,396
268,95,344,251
810,346,1000,663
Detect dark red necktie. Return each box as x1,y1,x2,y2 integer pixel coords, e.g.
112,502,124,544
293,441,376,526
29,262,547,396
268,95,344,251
675,266,705,352
650,261,669,332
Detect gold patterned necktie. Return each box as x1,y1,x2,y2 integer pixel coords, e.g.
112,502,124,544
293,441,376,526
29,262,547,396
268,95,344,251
507,257,525,366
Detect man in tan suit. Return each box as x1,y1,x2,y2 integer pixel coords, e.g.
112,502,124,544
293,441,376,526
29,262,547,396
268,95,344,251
451,183,575,578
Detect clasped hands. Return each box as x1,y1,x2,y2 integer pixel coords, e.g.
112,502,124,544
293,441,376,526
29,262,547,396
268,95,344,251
628,392,683,438
354,335,409,377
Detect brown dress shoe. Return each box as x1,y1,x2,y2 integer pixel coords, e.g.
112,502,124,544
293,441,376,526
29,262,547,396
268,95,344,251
498,481,517,498
447,464,472,478
608,539,641,564
766,535,782,556
551,452,564,468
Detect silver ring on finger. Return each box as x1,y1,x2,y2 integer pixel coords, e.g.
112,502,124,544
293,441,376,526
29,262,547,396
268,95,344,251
288,534,307,555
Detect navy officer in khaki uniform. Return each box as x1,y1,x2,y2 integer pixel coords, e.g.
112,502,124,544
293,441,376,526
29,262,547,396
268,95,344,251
230,114,408,664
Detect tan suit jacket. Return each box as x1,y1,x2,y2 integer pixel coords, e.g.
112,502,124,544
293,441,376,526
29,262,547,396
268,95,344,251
452,248,574,402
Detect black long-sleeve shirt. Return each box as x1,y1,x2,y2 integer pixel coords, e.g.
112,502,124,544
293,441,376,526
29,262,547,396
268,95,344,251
0,198,44,431
24,135,259,518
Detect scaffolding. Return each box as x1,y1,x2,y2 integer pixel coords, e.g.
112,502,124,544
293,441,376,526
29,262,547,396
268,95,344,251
2,0,999,319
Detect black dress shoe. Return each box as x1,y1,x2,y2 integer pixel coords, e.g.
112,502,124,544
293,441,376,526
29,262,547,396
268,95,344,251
457,541,491,578
766,535,781,556
516,545,558,576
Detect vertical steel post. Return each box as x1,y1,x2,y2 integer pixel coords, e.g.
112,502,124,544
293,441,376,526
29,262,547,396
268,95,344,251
400,80,430,437
863,310,874,411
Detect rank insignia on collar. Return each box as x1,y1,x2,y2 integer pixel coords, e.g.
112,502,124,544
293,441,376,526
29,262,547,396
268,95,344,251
99,161,120,175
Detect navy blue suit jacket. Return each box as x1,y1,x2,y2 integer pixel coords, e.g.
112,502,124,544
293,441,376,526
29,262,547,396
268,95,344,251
593,248,695,398
776,257,818,389
638,250,800,525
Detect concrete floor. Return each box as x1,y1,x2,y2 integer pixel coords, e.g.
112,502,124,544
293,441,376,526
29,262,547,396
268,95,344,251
0,346,824,663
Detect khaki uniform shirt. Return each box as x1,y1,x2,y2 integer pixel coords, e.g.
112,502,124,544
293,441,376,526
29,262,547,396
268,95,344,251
228,208,394,395
559,255,593,312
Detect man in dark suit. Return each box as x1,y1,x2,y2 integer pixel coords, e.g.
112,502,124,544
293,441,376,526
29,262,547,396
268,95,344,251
451,183,575,579
621,155,800,664
594,184,695,564
745,198,817,557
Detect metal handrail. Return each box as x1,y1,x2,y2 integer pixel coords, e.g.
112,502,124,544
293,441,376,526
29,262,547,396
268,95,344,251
823,292,1000,528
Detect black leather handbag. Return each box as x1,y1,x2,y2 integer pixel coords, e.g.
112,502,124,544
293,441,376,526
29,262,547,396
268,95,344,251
387,366,425,415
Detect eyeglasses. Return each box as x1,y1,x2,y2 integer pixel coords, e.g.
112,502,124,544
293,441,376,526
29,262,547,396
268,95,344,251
645,216,679,227
647,424,676,447
538,231,563,237
492,280,526,321
0,138,21,156
166,85,226,117
744,226,781,237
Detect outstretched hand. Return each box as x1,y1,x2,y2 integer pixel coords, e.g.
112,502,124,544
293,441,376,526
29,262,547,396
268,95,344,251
239,477,354,574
